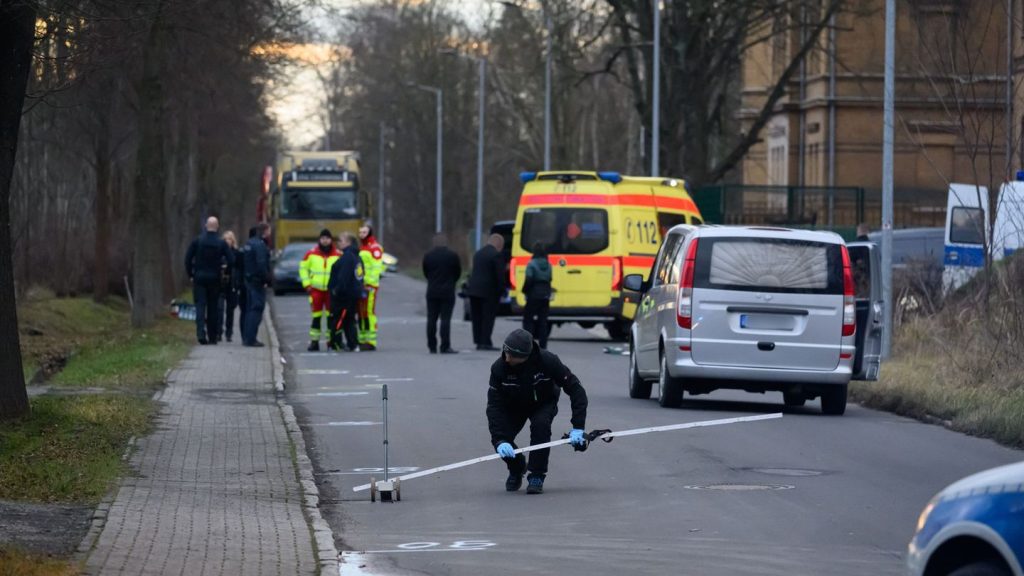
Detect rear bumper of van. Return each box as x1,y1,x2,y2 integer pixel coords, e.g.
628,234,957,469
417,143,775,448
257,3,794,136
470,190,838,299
665,346,853,389
512,297,627,321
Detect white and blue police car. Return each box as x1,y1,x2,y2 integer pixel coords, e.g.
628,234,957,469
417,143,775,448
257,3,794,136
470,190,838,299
908,461,1023,576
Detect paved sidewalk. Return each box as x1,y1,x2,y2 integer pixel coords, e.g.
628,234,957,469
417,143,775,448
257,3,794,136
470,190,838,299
82,316,328,575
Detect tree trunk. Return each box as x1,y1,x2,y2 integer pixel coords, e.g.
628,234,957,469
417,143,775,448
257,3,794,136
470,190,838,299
94,136,111,301
131,2,168,328
0,0,37,420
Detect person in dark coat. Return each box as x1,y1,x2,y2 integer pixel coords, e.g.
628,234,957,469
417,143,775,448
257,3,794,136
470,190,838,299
218,230,243,343
487,329,589,495
466,233,506,350
241,223,271,347
327,232,363,351
185,216,235,345
422,233,462,354
522,242,553,349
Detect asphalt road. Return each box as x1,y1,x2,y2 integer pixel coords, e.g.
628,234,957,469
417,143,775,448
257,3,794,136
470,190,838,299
275,273,1022,576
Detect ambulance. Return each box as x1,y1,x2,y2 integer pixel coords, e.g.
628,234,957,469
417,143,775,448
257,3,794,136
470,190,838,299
510,171,703,340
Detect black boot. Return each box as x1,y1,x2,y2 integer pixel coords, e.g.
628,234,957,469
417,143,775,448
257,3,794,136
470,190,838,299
307,340,319,352
526,474,545,495
505,472,524,492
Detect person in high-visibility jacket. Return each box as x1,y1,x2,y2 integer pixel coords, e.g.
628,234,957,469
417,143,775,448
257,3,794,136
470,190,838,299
357,224,384,350
299,229,341,351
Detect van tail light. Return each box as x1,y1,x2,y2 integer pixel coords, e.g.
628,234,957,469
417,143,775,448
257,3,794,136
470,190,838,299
841,246,856,337
676,239,699,329
611,257,622,291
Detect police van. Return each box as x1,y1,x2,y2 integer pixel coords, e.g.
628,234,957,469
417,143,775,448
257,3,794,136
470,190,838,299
510,171,703,340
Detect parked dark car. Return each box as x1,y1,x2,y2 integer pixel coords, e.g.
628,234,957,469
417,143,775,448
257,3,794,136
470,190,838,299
462,221,515,321
273,242,312,295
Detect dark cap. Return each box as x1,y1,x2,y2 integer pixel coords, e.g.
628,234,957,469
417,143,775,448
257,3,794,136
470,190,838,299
503,329,534,358
319,228,333,239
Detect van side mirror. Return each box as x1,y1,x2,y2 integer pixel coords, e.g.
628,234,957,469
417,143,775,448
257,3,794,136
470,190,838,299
623,274,645,293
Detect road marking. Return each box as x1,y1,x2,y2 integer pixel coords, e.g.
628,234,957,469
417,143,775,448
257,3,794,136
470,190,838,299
314,392,369,397
354,375,380,379
375,378,413,382
346,541,497,554
298,369,350,375
318,467,420,476
307,421,381,427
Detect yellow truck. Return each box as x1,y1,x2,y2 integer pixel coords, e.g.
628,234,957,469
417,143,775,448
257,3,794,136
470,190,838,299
270,151,363,250
510,171,703,340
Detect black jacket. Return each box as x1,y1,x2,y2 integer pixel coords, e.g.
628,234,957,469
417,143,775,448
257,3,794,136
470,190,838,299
486,345,588,448
243,237,270,286
329,244,363,301
185,231,234,284
422,246,462,299
465,245,505,299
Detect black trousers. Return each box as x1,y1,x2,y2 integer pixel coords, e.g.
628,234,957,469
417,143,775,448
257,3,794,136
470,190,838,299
501,401,559,477
329,297,359,351
237,285,248,337
193,280,221,342
522,298,550,348
426,296,455,352
243,283,265,345
220,287,239,340
470,295,498,348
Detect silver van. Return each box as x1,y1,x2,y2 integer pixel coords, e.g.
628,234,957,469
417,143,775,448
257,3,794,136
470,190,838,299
623,226,882,415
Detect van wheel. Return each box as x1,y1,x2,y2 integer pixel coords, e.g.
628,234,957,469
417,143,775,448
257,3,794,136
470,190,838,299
820,385,848,415
657,352,683,408
783,392,806,407
605,320,630,342
948,560,1011,576
628,342,652,399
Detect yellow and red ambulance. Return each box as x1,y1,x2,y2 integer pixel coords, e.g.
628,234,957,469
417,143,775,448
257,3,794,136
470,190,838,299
510,171,702,340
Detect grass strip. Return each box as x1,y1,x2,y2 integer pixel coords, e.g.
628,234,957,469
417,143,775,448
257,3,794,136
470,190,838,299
0,547,78,576
0,395,154,504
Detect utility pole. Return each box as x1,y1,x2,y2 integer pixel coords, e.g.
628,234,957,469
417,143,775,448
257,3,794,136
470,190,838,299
544,9,552,171
476,58,486,250
881,0,895,359
377,121,386,245
651,0,660,176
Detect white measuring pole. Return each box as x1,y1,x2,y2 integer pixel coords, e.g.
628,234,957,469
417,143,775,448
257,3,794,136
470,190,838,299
353,412,782,492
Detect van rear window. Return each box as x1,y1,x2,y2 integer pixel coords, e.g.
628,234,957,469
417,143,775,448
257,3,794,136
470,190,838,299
520,208,609,254
694,238,843,294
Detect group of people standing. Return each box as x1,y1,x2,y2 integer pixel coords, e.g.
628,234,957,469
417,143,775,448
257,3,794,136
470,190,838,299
301,224,383,352
421,234,553,354
185,217,272,347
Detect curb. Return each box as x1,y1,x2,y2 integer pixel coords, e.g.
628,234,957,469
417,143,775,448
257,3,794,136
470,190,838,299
265,305,341,575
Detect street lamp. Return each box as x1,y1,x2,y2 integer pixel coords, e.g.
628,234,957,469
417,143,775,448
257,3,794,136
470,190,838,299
409,83,444,234
498,1,552,170
651,0,660,176
441,49,487,250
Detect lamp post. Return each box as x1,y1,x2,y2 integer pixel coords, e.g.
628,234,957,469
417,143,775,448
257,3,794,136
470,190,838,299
651,0,660,176
411,84,444,234
881,0,895,359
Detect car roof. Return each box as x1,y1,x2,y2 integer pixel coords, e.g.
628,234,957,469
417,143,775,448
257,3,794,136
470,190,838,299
668,224,845,245
938,461,1024,501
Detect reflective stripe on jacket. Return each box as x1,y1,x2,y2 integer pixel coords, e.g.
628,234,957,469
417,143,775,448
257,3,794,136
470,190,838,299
360,237,384,287
299,247,341,291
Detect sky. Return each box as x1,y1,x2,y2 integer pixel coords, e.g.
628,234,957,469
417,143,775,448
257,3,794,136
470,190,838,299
265,0,493,149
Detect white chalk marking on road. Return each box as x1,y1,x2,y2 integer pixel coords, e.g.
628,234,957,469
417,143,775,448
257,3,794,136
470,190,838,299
354,374,380,379
347,541,497,554
375,377,413,382
298,369,350,375
308,421,381,427
353,413,783,492
319,466,420,476
339,552,375,576
312,392,370,397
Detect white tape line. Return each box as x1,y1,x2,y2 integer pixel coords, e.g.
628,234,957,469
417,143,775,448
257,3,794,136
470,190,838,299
352,413,782,492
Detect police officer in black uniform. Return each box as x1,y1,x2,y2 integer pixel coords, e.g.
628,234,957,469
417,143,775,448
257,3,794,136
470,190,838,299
241,223,271,347
487,328,589,494
327,232,362,351
185,216,234,345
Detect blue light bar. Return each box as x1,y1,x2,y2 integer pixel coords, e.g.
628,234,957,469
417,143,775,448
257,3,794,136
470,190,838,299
597,171,622,184
1017,170,1024,181
520,171,538,183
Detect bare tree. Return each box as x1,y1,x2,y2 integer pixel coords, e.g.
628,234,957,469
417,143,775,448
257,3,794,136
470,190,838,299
0,0,37,419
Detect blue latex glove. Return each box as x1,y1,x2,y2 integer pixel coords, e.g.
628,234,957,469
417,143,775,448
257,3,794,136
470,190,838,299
496,442,515,459
569,429,586,447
